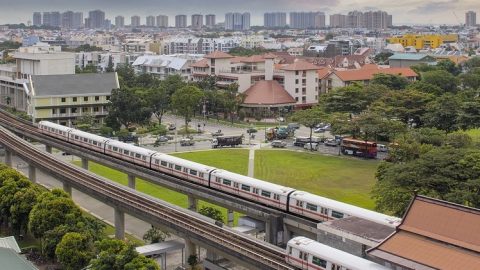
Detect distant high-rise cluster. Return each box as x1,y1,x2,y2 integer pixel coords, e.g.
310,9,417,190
34,11,83,28
115,16,125,28
339,10,392,29
466,11,476,27
156,15,169,27
225,12,250,30
131,15,141,27
289,12,325,29
264,12,287,28
86,10,105,29
191,14,204,29
205,14,216,28
175,15,187,28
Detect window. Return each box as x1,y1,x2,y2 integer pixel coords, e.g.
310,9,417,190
71,108,77,114
61,97,66,102
52,109,56,114
135,153,141,158
295,88,299,93
190,170,197,176
253,188,259,194
332,211,344,219
84,97,88,102
84,138,88,142
296,200,304,207
215,177,221,183
299,251,304,260
302,79,306,84
295,71,299,75
161,161,168,167
93,141,97,146
93,107,99,112
155,160,159,165
288,247,292,255
82,107,88,112
106,95,110,100
295,79,299,84
261,190,271,198
175,165,182,171
295,97,299,102
124,150,129,155
60,108,66,114
199,173,204,178
233,182,239,188
321,207,328,215
95,96,100,101
241,184,250,192
75,135,79,140
312,256,327,267
113,147,118,151
306,203,318,211
222,179,231,186
274,194,280,200
73,97,77,102
142,156,146,161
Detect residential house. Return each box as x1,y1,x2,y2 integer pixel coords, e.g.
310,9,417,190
388,53,436,68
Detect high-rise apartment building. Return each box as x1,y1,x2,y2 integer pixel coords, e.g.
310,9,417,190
146,15,155,27
205,14,216,27
131,15,141,27
88,10,105,29
264,12,287,28
345,10,391,29
73,12,83,28
347,11,364,28
289,12,325,29
225,12,250,30
175,15,187,28
33,12,42,26
191,14,204,29
156,15,169,27
115,16,125,28
42,12,61,27
329,14,346,28
466,11,477,27
61,11,74,28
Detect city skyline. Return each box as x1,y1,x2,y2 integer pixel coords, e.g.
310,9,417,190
0,0,479,25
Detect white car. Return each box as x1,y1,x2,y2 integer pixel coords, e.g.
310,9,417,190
303,142,319,150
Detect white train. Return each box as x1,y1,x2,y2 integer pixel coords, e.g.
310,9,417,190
286,237,388,270
38,121,401,227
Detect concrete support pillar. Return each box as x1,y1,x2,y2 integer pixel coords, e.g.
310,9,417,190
184,239,197,266
114,207,125,240
188,195,198,211
81,158,89,170
128,174,136,189
227,209,234,227
283,223,292,245
45,145,52,154
63,182,72,196
265,215,280,245
28,164,36,183
5,149,12,167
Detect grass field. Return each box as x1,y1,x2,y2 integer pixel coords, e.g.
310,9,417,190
254,150,378,209
466,129,480,145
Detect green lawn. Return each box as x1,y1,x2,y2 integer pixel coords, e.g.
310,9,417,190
254,150,378,209
466,129,480,145
72,149,249,225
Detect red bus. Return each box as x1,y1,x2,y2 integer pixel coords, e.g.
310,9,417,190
340,138,377,158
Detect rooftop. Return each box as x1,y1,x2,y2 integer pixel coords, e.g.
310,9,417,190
280,60,321,71
333,65,418,82
204,51,234,59
242,80,296,107
0,248,38,270
388,53,432,61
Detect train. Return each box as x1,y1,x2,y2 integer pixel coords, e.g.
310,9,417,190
286,237,388,270
38,121,401,228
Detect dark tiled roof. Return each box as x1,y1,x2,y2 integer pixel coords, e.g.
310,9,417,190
31,73,118,96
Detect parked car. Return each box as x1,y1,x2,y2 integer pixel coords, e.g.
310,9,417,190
314,127,325,133
156,136,169,143
180,138,195,146
304,142,319,150
377,144,388,152
288,123,300,130
276,117,285,122
271,140,287,148
246,127,258,134
324,138,337,147
165,135,174,140
168,124,176,131
212,130,224,137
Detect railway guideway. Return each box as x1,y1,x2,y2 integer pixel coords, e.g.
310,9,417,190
0,125,294,270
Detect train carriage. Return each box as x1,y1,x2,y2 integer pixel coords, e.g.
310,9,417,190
150,154,214,185
68,129,109,152
289,192,400,227
210,170,295,211
38,121,72,141
286,237,388,270
104,140,156,167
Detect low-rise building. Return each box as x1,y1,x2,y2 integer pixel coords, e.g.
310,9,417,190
387,34,458,50
388,53,436,68
132,54,203,80
25,73,118,126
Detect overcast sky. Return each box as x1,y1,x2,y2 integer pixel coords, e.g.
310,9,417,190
0,0,478,25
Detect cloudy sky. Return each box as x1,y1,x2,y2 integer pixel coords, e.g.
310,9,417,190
0,0,478,25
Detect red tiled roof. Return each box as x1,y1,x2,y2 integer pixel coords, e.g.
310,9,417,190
280,60,321,71
243,80,296,106
333,66,417,82
317,68,332,79
204,51,234,59
190,58,209,68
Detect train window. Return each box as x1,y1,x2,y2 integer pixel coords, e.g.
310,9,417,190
321,207,328,215
215,177,221,183
222,179,231,186
296,201,304,207
98,143,102,147
241,184,250,192
303,252,308,261
332,211,344,219
169,164,173,169
306,203,318,211
233,183,239,188
93,141,97,146
84,138,88,142
312,256,327,267
274,194,280,200
299,251,303,260
331,264,341,270
113,147,119,151
175,165,182,171
161,161,168,167
142,156,146,161
155,160,159,165
183,168,188,173
261,190,271,198
124,150,129,155
190,170,197,176
135,153,141,158
288,247,292,255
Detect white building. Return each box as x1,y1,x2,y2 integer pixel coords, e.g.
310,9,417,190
132,54,203,80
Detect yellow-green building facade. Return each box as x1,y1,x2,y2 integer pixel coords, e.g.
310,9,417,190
387,34,458,50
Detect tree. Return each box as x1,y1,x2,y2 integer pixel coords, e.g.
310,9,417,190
106,88,152,130
171,85,205,134
76,112,95,132
124,256,160,270
371,73,409,90
421,70,458,94
106,56,114,72
162,74,187,96
56,232,95,270
459,68,480,90
373,147,480,216
198,206,224,222
407,81,444,96
373,52,393,64
423,93,461,132
116,64,136,88
292,108,327,151
320,84,368,114
463,56,480,72
457,98,480,130
222,83,245,124
143,226,170,244
145,85,170,125
436,59,461,76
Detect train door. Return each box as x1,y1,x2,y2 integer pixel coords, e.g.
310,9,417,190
233,182,240,195
296,200,305,215
298,251,308,270
329,263,341,270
